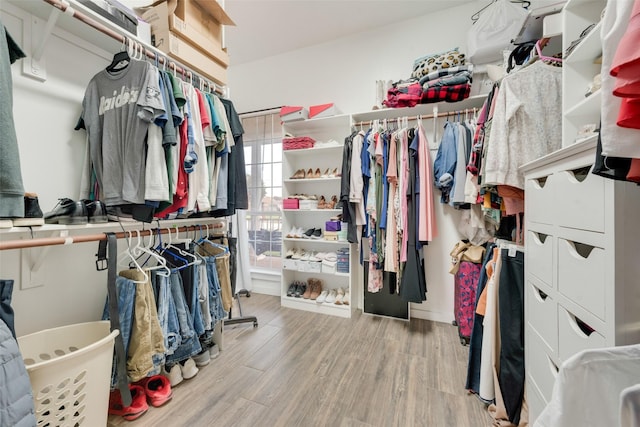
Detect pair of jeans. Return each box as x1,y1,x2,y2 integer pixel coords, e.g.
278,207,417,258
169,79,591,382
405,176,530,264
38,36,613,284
102,274,136,387
189,262,205,337
0,280,16,338
151,271,180,356
202,255,225,326
165,271,201,365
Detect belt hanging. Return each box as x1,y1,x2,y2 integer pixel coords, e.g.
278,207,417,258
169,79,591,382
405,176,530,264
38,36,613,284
103,233,132,406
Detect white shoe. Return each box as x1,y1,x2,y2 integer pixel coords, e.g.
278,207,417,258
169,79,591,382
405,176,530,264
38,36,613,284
325,289,337,304
335,288,345,305
209,343,220,359
193,349,210,367
343,290,350,305
179,358,199,380
162,363,183,387
316,290,328,303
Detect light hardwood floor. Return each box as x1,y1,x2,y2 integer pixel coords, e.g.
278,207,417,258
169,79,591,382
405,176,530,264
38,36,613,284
107,294,493,427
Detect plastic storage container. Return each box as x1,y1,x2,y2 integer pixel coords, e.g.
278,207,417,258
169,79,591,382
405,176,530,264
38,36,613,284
18,321,119,426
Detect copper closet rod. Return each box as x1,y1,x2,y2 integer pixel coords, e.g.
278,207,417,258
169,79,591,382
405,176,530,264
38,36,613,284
0,223,224,251
42,0,225,95
353,108,478,127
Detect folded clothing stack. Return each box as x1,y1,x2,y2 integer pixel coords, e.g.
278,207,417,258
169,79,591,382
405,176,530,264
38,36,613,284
282,136,315,150
383,48,473,108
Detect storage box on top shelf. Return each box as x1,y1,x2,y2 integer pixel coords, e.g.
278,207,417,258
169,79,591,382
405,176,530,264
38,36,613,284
79,0,138,35
139,0,232,69
325,220,341,232
283,198,299,209
280,106,309,122
309,103,340,119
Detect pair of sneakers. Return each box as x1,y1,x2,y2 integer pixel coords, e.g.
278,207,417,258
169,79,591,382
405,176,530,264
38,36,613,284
316,287,349,305
108,375,172,420
161,358,198,387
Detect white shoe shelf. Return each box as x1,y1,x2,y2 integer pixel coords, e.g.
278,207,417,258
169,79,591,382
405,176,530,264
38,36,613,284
281,114,360,318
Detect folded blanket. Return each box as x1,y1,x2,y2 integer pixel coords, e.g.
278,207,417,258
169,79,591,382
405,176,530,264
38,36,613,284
423,71,472,89
421,83,471,104
418,64,474,86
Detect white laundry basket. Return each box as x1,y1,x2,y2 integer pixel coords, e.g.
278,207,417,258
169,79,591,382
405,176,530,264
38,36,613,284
17,321,119,427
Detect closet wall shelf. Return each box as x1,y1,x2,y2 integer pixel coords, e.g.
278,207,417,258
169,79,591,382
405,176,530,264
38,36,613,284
283,178,341,184
281,209,342,213
282,145,344,156
564,21,602,64
350,94,487,123
282,114,352,134
564,89,601,118
282,269,350,278
283,238,349,245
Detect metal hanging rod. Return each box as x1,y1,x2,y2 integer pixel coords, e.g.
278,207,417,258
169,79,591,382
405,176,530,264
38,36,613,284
0,223,225,251
41,0,226,96
353,108,478,127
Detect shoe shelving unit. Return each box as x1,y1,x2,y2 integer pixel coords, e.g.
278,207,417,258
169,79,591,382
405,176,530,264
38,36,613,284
280,114,360,318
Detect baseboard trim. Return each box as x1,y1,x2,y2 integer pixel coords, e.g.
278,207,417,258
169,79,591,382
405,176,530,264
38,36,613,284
410,308,454,324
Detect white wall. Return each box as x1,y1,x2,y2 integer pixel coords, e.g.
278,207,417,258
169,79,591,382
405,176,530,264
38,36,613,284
228,2,490,323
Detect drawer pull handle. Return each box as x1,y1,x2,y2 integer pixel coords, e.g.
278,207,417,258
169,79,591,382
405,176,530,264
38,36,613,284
532,176,549,188
532,284,548,302
547,356,559,377
568,311,596,337
565,240,596,259
565,166,592,183
532,232,549,244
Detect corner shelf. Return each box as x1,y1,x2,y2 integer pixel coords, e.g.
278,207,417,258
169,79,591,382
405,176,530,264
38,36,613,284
564,21,602,64
283,238,349,245
283,145,344,156
283,178,341,183
564,89,601,118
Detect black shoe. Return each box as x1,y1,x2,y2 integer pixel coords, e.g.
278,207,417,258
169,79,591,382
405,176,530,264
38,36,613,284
12,193,44,227
286,282,297,297
303,228,315,238
44,198,88,225
311,228,322,239
82,200,108,223
295,283,306,298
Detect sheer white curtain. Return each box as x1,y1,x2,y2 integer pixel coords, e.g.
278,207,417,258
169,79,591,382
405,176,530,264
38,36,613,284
232,211,252,291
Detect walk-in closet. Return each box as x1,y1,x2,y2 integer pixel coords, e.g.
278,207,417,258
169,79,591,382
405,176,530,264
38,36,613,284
1,0,640,426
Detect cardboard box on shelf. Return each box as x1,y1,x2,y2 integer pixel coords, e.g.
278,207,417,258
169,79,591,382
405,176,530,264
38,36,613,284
140,0,231,67
151,27,227,85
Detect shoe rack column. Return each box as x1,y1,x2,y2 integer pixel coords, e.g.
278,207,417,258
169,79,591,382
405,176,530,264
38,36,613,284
280,114,360,318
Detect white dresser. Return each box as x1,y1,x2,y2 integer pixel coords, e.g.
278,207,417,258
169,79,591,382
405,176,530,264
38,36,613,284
521,138,640,422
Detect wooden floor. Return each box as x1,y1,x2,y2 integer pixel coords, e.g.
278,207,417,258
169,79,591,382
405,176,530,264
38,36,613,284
107,294,493,427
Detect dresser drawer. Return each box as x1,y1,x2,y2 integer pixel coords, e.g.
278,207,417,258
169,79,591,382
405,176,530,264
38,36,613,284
557,238,605,319
527,379,548,425
558,305,606,362
556,165,605,233
526,281,557,354
526,231,553,288
526,174,556,225
527,327,559,402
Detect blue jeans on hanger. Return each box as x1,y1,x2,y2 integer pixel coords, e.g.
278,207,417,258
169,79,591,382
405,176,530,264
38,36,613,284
165,271,201,365
151,271,180,356
203,255,225,327
102,275,136,387
189,263,205,337
0,280,16,338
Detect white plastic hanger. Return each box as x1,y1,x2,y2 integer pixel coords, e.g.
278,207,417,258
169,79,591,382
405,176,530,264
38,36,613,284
117,231,149,284
134,230,170,277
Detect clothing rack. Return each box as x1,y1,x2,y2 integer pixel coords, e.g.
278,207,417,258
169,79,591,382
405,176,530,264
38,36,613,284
41,0,226,96
0,223,225,251
352,108,478,128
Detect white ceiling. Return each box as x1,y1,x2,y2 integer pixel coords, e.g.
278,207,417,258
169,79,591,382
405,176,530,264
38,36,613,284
224,0,477,65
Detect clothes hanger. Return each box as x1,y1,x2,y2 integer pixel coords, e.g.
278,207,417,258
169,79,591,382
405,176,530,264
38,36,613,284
106,37,131,73
471,0,531,23
155,228,189,270
534,39,563,64
134,230,171,277
117,231,149,284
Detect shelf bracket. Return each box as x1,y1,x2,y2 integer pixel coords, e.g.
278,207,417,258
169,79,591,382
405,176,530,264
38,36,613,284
19,230,69,290
32,0,74,60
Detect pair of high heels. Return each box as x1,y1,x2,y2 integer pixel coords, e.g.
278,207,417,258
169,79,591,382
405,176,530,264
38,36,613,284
290,168,341,180
317,195,339,209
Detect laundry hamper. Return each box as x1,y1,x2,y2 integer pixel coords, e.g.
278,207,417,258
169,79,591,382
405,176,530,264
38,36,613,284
18,321,119,426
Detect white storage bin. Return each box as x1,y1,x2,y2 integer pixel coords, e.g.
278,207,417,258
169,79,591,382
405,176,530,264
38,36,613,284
322,260,337,274
527,230,553,288
283,259,298,270
307,261,322,273
18,321,118,426
526,281,558,354
526,173,556,225
556,164,605,232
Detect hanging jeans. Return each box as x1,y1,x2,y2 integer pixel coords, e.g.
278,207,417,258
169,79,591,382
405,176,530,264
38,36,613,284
103,274,136,387
189,263,205,337
465,243,496,400
497,249,525,425
0,279,16,338
151,271,180,356
165,271,201,365
202,254,226,327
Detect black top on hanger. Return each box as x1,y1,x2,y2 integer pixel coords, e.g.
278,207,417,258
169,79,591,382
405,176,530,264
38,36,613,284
106,49,130,73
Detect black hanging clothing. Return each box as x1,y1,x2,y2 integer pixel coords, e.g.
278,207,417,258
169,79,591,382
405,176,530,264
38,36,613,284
340,131,358,243
400,130,427,303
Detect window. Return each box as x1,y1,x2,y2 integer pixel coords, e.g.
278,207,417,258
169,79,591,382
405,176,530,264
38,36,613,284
241,111,283,272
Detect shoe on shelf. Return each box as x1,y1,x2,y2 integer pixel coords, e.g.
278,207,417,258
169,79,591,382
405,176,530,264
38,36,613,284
306,168,313,178
179,358,199,380
310,279,322,300
44,198,88,225
295,282,306,298
108,385,149,421
287,282,297,297
293,227,304,239
300,250,310,261
193,349,211,367
335,288,345,305
286,226,298,238
317,195,327,209
302,279,314,299
316,290,328,304
321,168,331,178
311,228,322,239
12,193,44,227
325,289,337,304
139,375,173,407
82,199,108,223
161,363,183,387
285,248,295,258
291,249,303,260
313,168,321,178
343,290,350,305
303,228,315,239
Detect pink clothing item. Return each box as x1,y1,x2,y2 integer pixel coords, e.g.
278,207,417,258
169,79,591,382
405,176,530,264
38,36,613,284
400,129,410,263
617,97,640,129
610,0,640,77
375,132,384,166
497,185,525,216
385,131,399,273
612,65,640,98
417,122,438,242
